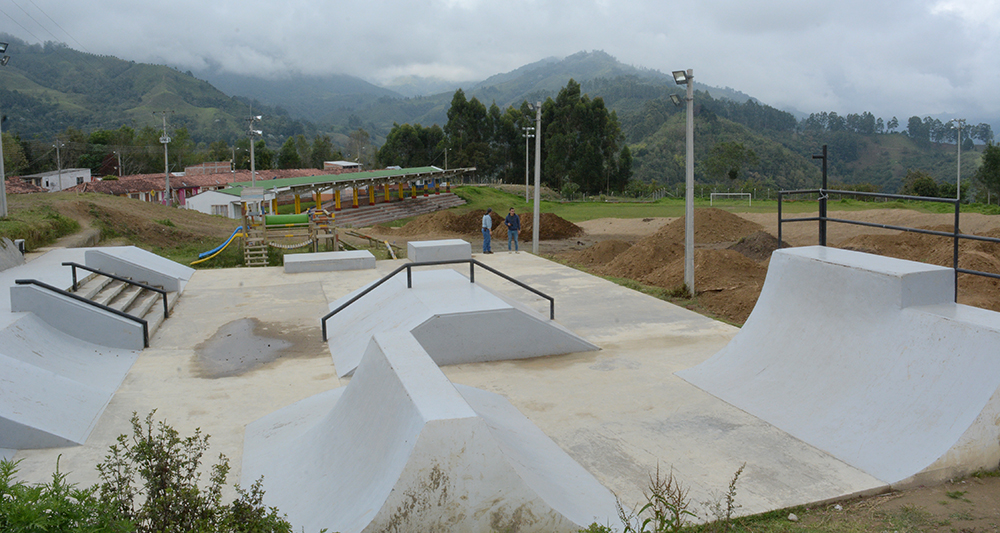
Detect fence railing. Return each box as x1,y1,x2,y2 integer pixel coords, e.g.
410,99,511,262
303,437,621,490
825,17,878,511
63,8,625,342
778,188,1000,301
320,258,555,341
62,261,169,319
14,278,149,347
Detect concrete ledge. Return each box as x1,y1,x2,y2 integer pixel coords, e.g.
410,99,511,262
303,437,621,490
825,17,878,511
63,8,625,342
407,239,471,263
85,247,194,293
284,250,376,273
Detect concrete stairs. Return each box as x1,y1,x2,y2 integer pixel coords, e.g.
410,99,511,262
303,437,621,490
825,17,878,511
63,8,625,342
73,274,180,341
328,193,465,228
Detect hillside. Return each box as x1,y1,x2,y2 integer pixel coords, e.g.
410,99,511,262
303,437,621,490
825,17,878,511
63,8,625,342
0,34,314,144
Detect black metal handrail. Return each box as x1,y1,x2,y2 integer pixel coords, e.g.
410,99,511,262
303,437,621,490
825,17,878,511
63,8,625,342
778,188,1000,301
62,261,169,318
15,279,149,347
321,258,555,341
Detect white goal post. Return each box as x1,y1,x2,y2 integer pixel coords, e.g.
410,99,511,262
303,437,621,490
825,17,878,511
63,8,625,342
710,192,751,206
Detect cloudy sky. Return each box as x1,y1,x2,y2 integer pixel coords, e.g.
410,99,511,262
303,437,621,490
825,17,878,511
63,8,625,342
3,0,999,122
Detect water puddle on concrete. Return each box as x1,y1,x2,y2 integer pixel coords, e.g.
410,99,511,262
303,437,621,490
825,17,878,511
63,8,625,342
194,318,304,378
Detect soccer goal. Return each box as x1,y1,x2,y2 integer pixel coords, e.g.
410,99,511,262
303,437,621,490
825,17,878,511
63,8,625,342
710,192,751,207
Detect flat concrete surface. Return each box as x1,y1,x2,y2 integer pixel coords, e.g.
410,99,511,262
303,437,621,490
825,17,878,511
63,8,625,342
678,246,1000,486
9,252,886,524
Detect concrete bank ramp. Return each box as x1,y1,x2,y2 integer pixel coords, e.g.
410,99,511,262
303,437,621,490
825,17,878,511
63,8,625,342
0,313,139,450
325,269,598,377
678,246,1000,485
243,332,620,533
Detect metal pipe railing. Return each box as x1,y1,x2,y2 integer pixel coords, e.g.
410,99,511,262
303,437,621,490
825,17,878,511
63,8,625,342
62,262,169,318
321,258,555,341
15,279,149,348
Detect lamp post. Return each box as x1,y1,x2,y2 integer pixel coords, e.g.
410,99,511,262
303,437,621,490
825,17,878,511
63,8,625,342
672,69,695,297
522,125,535,202
951,118,965,201
531,102,542,254
154,111,172,205
0,41,11,218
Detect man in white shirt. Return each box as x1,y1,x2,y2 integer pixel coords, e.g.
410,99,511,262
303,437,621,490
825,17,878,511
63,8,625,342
481,208,493,254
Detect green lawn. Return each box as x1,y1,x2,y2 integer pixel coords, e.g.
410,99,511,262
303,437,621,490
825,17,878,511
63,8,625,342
451,186,1000,223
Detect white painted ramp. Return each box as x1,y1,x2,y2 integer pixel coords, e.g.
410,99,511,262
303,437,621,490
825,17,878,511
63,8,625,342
678,246,1000,485
325,269,598,377
243,332,620,533
0,314,139,449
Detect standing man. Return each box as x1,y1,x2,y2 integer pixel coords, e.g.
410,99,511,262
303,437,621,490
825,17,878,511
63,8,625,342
505,207,521,253
482,208,493,254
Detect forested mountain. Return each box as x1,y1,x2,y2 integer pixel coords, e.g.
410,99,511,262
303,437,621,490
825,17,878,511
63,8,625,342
0,35,313,144
0,34,994,197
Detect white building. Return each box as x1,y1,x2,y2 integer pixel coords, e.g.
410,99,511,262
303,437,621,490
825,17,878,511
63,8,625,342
21,169,92,192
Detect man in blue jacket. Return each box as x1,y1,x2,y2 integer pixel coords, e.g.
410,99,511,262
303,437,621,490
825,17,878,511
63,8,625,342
505,207,521,253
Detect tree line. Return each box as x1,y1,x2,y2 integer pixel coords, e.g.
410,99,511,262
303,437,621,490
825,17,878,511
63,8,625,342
376,80,632,195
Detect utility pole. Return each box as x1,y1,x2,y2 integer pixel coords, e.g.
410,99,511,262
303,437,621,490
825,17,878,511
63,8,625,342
523,126,535,202
53,139,64,191
0,42,10,217
532,102,541,255
155,111,172,205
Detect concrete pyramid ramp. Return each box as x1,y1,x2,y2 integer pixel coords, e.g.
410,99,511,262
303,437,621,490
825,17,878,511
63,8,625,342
678,246,1000,485
0,314,139,450
325,269,598,377
243,332,620,533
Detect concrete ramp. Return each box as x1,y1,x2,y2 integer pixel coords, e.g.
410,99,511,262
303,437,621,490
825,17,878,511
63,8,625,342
0,314,139,449
325,269,598,377
678,246,1000,485
243,331,620,533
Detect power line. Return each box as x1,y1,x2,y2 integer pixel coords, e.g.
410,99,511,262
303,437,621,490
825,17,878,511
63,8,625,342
25,0,93,55
0,5,44,42
9,0,61,44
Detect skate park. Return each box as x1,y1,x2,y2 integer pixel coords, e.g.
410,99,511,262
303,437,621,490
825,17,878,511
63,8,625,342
3,222,1000,530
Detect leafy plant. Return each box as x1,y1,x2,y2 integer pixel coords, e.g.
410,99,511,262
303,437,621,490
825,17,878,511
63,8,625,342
0,456,124,533
96,410,291,533
702,463,745,532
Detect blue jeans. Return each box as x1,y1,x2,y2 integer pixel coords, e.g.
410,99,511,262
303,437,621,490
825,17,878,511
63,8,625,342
482,228,491,252
508,229,518,251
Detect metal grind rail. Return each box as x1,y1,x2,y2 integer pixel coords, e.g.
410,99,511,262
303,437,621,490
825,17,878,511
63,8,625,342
778,188,1000,301
321,258,555,341
14,279,149,347
62,261,170,319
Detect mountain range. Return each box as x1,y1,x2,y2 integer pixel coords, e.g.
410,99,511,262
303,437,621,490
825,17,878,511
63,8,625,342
0,33,991,194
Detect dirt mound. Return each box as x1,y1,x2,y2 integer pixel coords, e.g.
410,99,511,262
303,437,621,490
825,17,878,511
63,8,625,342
597,208,763,279
390,211,460,236
642,249,767,324
728,231,789,262
86,202,201,248
492,212,584,241
565,240,633,267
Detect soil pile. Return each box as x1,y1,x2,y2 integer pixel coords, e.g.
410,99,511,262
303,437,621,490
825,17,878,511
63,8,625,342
597,208,763,280
728,230,789,262
389,211,458,236
492,213,584,241
565,240,633,267
86,202,201,248
642,249,767,324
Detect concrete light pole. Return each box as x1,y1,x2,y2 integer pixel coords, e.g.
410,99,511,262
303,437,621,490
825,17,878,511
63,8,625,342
952,118,965,200
248,113,262,187
532,102,542,255
673,69,695,297
155,111,172,205
523,126,534,203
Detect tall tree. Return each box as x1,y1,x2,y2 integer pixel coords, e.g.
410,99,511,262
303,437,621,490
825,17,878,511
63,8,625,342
277,137,302,169
974,143,1000,200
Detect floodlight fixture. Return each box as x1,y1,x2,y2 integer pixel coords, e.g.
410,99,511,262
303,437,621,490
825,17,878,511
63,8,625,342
672,70,689,85
669,93,682,107
252,129,262,136
0,43,7,54
0,56,8,67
